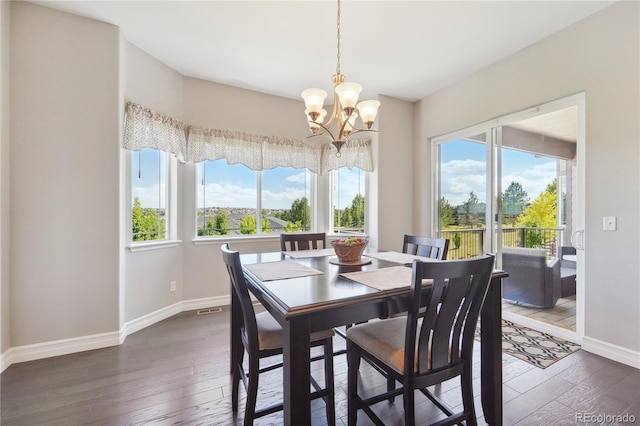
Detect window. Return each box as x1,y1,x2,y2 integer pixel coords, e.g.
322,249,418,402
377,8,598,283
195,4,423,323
196,160,312,236
131,148,168,242
332,167,366,234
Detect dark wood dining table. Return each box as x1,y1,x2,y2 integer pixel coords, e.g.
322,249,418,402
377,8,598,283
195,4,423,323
236,250,507,425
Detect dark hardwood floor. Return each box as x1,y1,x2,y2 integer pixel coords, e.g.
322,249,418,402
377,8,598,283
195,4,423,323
2,306,638,425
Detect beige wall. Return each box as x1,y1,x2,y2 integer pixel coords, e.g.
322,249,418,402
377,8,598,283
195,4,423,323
123,43,185,323
1,0,11,358
9,2,121,346
415,1,639,357
375,95,414,252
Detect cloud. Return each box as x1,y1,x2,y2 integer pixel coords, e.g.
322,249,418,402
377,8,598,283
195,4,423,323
198,182,257,208
262,187,308,209
441,159,486,205
133,184,166,208
285,171,309,184
502,161,556,199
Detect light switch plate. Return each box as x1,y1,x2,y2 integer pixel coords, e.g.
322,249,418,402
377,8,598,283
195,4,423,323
603,216,617,231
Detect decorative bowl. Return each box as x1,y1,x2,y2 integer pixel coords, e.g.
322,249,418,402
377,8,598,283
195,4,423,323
331,237,368,263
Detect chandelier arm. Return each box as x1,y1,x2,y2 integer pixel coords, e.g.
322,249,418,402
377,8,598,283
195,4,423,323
344,128,378,139
324,98,340,129
306,120,337,141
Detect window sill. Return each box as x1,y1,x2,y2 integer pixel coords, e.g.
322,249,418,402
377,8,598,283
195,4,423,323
128,239,182,252
192,235,279,245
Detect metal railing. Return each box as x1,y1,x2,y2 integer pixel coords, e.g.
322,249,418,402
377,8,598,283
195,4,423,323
441,227,563,260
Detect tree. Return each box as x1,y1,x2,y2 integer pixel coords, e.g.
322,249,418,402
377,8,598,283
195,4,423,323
350,194,365,228
439,197,457,227
284,220,303,232
261,217,271,233
289,197,310,231
516,184,557,247
214,211,229,235
459,192,485,227
239,215,256,235
502,181,528,225
132,197,165,241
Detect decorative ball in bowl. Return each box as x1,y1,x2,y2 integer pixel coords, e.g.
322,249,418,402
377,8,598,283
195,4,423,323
331,237,368,263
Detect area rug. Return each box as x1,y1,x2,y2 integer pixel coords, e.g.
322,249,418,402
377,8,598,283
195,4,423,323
476,320,581,369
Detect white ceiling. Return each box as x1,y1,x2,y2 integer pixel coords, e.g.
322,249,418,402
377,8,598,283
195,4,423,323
31,0,616,103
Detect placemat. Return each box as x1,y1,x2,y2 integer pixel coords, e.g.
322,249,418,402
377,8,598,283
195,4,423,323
282,248,337,259
244,260,323,282
340,266,413,291
364,251,438,264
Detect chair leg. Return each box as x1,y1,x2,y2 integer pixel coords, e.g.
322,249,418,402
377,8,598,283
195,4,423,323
244,354,260,426
231,350,244,412
460,368,477,426
347,342,359,426
324,339,336,426
403,383,415,425
387,375,396,402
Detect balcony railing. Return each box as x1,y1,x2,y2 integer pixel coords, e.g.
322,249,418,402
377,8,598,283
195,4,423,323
441,227,563,260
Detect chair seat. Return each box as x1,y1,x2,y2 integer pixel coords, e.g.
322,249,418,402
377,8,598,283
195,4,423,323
347,317,418,374
256,311,334,350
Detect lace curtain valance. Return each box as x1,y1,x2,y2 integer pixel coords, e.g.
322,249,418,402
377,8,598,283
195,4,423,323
186,126,373,175
122,102,373,174
123,102,187,161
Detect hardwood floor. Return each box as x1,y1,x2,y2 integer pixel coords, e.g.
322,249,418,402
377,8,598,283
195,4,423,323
2,306,638,425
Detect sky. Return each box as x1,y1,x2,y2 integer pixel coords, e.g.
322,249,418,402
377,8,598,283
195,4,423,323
132,149,166,209
440,139,558,207
194,160,365,211
133,141,557,212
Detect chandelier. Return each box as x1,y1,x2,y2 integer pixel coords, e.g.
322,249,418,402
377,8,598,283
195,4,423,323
301,0,380,156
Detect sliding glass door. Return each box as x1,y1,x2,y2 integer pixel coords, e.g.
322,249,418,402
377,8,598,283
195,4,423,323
434,96,583,338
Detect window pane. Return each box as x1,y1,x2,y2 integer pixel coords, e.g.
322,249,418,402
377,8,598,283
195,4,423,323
438,137,486,259
132,148,167,241
197,159,257,236
333,167,366,234
262,167,311,233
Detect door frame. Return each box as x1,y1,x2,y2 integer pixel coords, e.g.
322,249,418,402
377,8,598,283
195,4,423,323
431,93,585,343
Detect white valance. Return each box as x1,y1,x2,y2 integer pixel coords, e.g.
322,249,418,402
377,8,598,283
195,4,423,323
122,102,373,174
123,102,187,161
186,126,373,175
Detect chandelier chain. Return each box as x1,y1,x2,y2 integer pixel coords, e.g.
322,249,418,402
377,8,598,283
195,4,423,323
336,0,341,75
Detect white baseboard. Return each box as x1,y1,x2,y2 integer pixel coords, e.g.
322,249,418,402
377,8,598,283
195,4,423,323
502,311,639,369
3,298,636,372
3,330,121,368
581,336,640,369
0,295,231,373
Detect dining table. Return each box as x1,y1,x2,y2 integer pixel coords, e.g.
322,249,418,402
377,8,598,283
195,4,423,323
235,248,507,425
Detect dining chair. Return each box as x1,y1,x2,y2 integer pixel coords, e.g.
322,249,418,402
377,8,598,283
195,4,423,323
402,234,450,260
280,232,326,251
346,254,495,426
221,243,336,426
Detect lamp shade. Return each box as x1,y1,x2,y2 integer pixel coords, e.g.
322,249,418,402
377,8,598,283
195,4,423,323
343,112,358,132
335,82,362,109
306,108,327,131
301,88,328,113
356,99,380,125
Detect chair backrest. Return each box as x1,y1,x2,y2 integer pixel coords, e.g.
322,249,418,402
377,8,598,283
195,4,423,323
280,232,326,251
405,254,495,375
402,234,449,260
501,246,550,285
221,243,259,352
